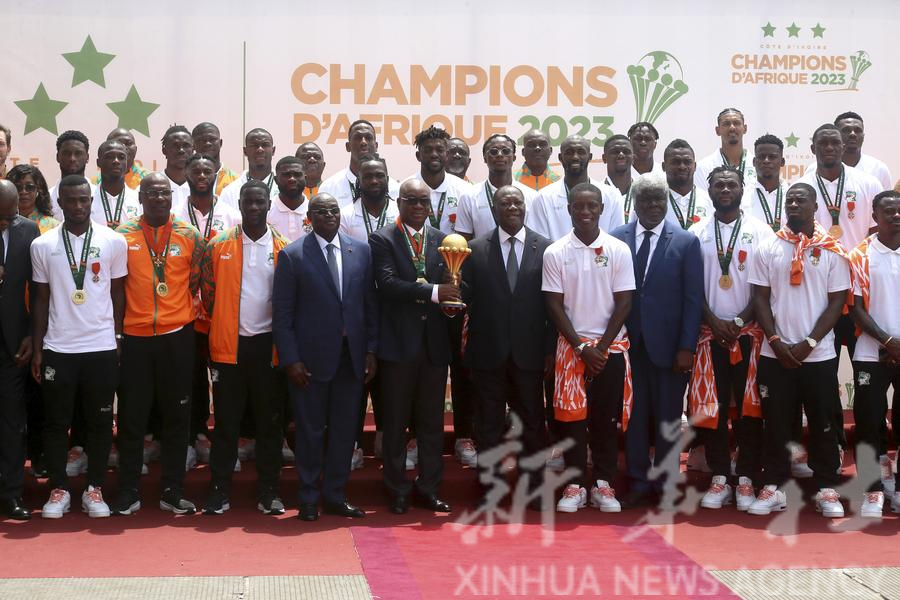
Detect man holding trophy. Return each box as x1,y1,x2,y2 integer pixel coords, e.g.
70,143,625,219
369,179,467,515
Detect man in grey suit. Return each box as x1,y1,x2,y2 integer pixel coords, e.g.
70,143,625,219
0,180,40,519
611,173,703,508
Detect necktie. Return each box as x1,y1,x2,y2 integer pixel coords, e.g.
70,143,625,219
635,230,652,287
506,237,518,292
0,231,5,284
326,243,341,299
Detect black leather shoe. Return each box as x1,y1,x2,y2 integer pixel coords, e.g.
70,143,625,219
323,500,365,519
389,496,409,515
620,489,655,510
298,503,319,521
415,493,451,513
1,498,31,521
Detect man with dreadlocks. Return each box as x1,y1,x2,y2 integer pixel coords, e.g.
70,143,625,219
319,120,399,208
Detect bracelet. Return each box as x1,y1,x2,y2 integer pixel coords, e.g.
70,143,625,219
767,334,781,344
884,336,894,347
115,334,125,341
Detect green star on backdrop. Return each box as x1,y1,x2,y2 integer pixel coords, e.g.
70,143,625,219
761,22,776,37
106,85,159,136
785,133,800,148
14,83,68,135
786,23,801,37
811,23,826,38
62,35,116,87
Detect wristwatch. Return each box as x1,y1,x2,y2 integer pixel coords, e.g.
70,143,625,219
805,337,817,348
733,317,745,328
575,342,589,355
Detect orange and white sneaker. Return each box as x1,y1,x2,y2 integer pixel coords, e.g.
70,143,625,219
880,455,895,496
815,488,844,518
861,491,884,519
589,480,621,512
82,485,111,518
454,438,477,467
556,484,587,513
789,444,813,479
42,488,71,519
66,446,88,477
735,477,755,512
700,475,733,509
747,485,787,515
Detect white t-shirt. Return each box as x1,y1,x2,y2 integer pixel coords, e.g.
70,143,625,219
239,228,275,336
740,179,787,232
798,165,881,251
90,185,141,228
50,181,98,221
218,171,279,212
31,222,128,354
631,162,664,180
690,213,775,320
165,174,191,213
541,230,635,340
339,198,400,243
804,154,892,192
528,178,624,242
748,235,851,362
405,171,473,235
174,199,242,240
319,167,401,209
266,195,311,243
652,186,713,231
853,238,900,362
694,149,755,192
456,179,535,239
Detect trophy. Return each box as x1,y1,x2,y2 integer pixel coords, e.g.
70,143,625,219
438,233,471,311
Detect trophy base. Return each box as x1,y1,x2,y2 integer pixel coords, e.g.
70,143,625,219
439,300,467,315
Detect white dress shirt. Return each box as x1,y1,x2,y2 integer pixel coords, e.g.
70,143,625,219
634,219,666,281
498,226,526,270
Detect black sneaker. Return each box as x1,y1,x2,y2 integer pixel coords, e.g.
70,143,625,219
110,490,142,516
203,490,231,515
160,488,196,515
258,492,286,515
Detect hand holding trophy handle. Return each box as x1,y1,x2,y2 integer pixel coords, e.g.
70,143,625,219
438,234,471,317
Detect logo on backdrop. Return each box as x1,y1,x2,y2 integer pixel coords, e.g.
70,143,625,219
626,51,690,125
13,35,159,136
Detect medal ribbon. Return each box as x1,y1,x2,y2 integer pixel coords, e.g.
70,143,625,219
483,182,499,226
141,216,174,287
99,186,126,227
397,218,426,278
605,176,633,222
755,186,783,232
428,191,446,229
62,224,93,292
720,149,746,176
363,198,390,237
669,187,697,230
714,213,743,277
815,167,845,227
188,197,217,240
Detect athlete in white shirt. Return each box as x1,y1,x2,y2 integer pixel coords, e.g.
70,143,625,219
318,120,400,208
695,108,754,192
661,139,712,230
340,155,399,243
848,190,900,517
602,135,636,223
161,126,193,212
802,112,892,191
91,140,141,228
741,134,786,234
406,126,473,236
49,130,94,221
627,122,664,180
219,129,280,211
267,156,310,243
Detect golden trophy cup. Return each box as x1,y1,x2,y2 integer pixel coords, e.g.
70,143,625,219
438,233,471,311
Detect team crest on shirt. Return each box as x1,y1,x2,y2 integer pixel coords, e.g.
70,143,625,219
125,206,139,219
810,247,822,266
267,252,275,266
448,196,459,207
43,366,56,381
87,246,101,258
844,191,857,203
212,219,224,231
696,206,708,217
857,371,871,386
168,243,182,256
741,232,753,244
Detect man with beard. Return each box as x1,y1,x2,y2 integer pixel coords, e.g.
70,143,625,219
296,142,326,199
528,135,623,242
627,122,663,178
267,156,311,243
220,129,280,210
191,123,239,196
446,138,472,182
741,135,787,233
161,126,194,211
602,135,636,224
804,113,892,191
515,130,560,191
49,131,96,219
91,141,142,228
695,109,754,192
319,120,399,208
409,126,473,235
661,139,713,230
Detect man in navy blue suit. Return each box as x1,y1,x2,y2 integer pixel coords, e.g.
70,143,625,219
611,172,703,508
272,193,378,522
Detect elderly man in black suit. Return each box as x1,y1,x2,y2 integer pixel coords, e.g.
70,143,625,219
0,180,40,519
461,185,554,508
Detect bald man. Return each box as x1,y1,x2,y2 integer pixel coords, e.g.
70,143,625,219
296,142,327,199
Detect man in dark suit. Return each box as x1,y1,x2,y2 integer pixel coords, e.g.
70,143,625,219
272,193,378,522
369,178,460,514
461,185,553,507
0,180,40,519
611,172,703,507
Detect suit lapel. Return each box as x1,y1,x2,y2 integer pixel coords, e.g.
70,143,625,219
425,226,442,280
340,233,353,300
643,222,672,285
304,234,340,300
392,224,417,280
515,229,540,295
625,221,637,255
487,229,509,296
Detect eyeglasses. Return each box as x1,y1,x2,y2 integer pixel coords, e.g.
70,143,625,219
399,197,431,206
311,208,340,216
143,190,172,199
486,147,514,157
16,184,37,193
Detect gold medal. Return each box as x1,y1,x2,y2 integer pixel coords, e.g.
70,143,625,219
718,274,733,290
71,290,87,305
828,224,843,238
156,282,169,297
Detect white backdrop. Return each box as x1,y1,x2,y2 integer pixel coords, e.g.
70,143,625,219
4,0,899,188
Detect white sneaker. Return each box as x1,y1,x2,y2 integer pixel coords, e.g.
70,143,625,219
686,446,712,473
374,431,383,459
42,488,71,519
454,438,477,467
405,439,418,471
556,484,587,513
861,491,884,519
81,485,110,518
789,444,814,478
891,491,900,513
815,488,844,518
700,475,733,509
879,455,895,496
237,438,256,461
747,485,787,515
234,457,242,472
66,446,88,477
143,436,161,463
589,480,621,512
107,444,119,469
681,412,689,431
185,445,198,471
194,434,212,464
281,439,295,463
350,446,364,471
546,447,565,471
735,477,756,512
